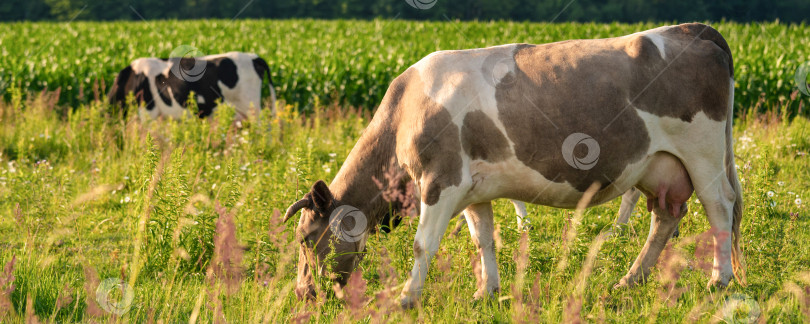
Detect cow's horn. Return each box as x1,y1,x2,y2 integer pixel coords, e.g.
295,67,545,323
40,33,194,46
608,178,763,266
283,198,311,222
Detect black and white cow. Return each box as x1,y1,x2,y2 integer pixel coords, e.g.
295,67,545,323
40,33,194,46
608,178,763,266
108,52,276,120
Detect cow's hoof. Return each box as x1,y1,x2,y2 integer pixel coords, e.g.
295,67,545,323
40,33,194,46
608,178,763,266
708,269,733,289
400,295,417,309
707,277,731,289
614,273,645,289
473,286,500,300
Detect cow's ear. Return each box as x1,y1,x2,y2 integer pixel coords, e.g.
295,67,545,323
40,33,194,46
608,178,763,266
310,180,334,215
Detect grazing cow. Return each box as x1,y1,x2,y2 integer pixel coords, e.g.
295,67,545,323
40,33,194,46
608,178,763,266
283,23,745,306
108,51,276,120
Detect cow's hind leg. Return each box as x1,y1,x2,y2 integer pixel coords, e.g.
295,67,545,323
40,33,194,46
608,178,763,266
400,191,461,308
686,162,737,287
615,201,685,288
464,202,500,299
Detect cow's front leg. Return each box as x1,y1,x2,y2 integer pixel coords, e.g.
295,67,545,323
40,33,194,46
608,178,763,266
464,202,500,299
400,197,457,308
615,202,684,288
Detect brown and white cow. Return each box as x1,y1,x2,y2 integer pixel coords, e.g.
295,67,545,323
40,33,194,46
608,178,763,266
108,51,276,120
284,23,745,306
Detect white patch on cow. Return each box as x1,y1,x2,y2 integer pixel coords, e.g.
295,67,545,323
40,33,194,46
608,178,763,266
196,95,205,104
131,58,186,119
411,44,519,153
643,34,667,59
208,52,263,120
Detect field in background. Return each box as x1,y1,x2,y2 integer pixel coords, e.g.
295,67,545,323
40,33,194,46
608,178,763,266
0,20,808,322
0,20,809,115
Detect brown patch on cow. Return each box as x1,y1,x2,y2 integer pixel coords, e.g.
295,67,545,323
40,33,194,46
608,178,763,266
417,108,463,205
496,43,652,194
461,110,511,162
394,70,463,206
494,24,733,194
663,23,733,78
628,24,731,122
624,34,660,59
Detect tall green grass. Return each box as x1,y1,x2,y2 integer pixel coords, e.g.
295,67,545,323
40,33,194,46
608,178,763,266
0,90,808,322
0,20,808,115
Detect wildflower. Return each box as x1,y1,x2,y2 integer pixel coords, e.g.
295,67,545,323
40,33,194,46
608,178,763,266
210,203,245,295
796,198,802,206
778,181,785,186
767,191,775,197
214,165,221,170
770,201,777,207
0,256,16,317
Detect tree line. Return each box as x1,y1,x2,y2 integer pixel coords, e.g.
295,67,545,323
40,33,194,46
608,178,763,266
2,0,808,22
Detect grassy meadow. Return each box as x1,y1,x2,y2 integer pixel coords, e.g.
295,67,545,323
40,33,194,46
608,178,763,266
0,19,809,323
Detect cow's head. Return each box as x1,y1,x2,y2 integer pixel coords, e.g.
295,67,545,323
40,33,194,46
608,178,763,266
283,180,367,300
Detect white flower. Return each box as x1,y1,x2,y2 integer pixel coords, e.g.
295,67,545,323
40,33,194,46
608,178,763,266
778,181,785,186
214,165,221,170
796,198,802,206
124,196,131,203
328,153,337,158
767,191,775,197
770,201,777,207
212,183,217,190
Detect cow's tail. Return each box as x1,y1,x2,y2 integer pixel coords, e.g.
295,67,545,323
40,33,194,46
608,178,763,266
726,78,747,287
253,56,277,116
